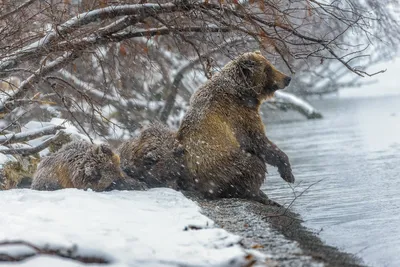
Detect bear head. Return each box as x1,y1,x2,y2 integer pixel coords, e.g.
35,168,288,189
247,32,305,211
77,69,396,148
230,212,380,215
226,51,291,101
83,144,125,191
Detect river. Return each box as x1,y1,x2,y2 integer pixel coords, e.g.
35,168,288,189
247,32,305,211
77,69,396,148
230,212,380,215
263,95,400,267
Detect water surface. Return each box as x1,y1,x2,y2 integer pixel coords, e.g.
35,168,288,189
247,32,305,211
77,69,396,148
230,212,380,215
263,95,400,267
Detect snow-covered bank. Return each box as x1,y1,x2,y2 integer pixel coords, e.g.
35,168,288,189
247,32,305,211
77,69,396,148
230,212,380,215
0,188,266,267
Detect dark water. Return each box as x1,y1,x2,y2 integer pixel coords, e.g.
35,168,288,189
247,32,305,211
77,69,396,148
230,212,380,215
262,95,400,267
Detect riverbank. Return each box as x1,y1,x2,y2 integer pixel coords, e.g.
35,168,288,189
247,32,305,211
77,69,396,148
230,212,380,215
0,188,364,266
186,192,364,267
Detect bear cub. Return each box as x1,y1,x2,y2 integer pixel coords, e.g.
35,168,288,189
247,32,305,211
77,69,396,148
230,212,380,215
31,141,141,191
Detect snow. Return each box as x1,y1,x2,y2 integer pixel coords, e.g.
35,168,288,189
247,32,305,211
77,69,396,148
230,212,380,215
0,153,16,168
48,119,90,142
274,91,316,114
6,119,90,156
0,125,60,145
272,91,322,119
0,188,266,266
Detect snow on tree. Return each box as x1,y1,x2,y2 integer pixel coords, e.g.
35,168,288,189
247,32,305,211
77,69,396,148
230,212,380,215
0,0,398,161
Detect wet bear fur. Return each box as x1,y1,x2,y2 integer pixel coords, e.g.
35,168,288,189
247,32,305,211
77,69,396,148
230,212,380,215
31,141,141,191
176,51,294,204
118,122,187,190
118,52,294,205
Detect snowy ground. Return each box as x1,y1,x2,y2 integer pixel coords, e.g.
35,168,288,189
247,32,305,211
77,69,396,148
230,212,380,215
0,188,267,267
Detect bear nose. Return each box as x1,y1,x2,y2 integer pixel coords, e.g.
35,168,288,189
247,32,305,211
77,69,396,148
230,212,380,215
284,76,291,86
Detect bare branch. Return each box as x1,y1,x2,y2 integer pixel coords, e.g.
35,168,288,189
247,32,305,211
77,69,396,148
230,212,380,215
0,125,65,145
53,26,231,51
0,52,80,114
0,2,201,72
111,26,230,41
0,0,38,21
159,37,249,122
0,132,62,156
0,0,396,138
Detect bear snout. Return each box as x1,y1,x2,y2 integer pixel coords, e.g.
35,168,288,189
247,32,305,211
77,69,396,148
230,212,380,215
273,71,291,90
283,76,291,87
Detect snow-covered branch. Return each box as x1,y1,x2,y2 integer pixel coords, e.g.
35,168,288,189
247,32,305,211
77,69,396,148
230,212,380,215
0,132,62,156
53,26,231,53
0,0,395,139
112,26,230,40
270,91,323,119
0,2,219,74
0,125,65,145
0,3,185,71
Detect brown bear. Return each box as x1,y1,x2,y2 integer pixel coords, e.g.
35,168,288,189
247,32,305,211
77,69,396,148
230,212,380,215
118,122,186,190
118,52,294,205
31,141,142,191
176,51,294,204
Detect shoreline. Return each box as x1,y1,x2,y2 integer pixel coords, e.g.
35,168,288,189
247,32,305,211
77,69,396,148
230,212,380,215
185,192,364,267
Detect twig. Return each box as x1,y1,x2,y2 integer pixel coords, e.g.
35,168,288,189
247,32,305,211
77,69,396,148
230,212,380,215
0,110,29,130
159,37,248,122
265,179,324,219
0,0,38,21
0,52,80,114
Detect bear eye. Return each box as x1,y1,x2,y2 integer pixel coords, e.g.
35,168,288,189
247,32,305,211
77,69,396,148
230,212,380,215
241,59,255,69
264,65,272,72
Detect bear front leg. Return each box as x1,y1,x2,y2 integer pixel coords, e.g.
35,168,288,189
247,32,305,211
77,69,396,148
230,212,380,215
264,137,294,183
240,130,295,183
255,135,295,183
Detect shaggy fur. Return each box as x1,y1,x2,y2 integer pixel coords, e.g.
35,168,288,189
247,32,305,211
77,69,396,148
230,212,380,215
117,52,294,205
31,141,128,191
118,122,187,190
176,51,294,204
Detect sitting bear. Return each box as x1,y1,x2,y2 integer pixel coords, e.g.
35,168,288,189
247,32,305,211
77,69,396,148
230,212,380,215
119,52,294,205
118,122,186,190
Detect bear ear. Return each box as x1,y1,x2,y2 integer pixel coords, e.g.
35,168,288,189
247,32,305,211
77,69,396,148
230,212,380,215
94,144,113,156
238,58,256,78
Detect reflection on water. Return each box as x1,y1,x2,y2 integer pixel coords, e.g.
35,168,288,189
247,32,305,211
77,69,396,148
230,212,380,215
262,96,400,267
